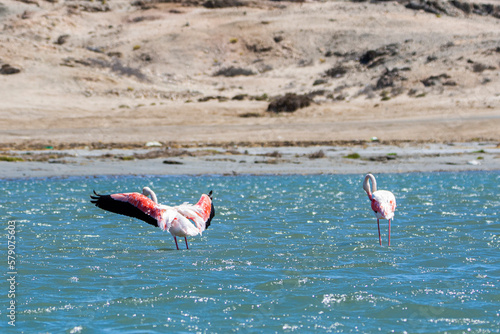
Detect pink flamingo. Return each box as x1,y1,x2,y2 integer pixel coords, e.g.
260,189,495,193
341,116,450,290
91,187,215,250
363,174,396,246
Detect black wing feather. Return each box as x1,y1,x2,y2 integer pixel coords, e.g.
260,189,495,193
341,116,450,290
205,190,215,229
90,190,158,228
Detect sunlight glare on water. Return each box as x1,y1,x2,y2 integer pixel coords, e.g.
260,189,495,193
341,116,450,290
1,172,499,332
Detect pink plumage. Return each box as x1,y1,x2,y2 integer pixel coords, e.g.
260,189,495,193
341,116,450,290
110,192,165,222
91,187,215,250
363,174,396,246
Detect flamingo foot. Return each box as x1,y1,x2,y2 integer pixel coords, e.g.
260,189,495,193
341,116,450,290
184,237,189,250
377,219,382,246
174,236,180,250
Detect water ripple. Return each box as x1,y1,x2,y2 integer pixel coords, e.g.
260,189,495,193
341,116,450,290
1,172,498,332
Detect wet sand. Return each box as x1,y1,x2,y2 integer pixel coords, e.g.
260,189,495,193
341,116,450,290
1,141,499,179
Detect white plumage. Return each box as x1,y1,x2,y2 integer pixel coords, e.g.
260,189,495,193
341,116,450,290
363,174,396,246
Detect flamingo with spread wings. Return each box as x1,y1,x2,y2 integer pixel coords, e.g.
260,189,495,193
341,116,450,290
363,174,396,246
90,187,215,250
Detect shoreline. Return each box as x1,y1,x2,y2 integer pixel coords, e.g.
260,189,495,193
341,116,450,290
1,0,499,177
1,141,499,179
1,137,500,151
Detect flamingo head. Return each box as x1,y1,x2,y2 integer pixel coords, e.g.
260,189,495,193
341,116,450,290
142,187,158,204
363,173,377,200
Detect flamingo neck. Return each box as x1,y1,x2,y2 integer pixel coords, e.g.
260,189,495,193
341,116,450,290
363,174,377,200
142,187,158,204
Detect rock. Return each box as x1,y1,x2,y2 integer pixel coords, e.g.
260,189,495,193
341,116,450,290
139,53,152,62
273,36,284,43
476,3,495,16
21,11,32,19
246,42,273,53
421,73,451,86
232,94,248,100
450,0,471,14
145,141,162,147
369,155,397,162
163,160,183,165
443,80,457,86
313,79,328,86
308,90,327,97
376,68,406,90
324,65,348,78
308,150,325,159
203,0,245,8
0,64,20,75
405,0,450,15
426,55,438,63
107,51,122,58
198,95,228,102
404,0,500,18
359,43,399,68
18,0,39,6
67,1,110,13
55,34,70,45
88,58,147,81
131,1,156,10
360,50,379,65
86,46,105,53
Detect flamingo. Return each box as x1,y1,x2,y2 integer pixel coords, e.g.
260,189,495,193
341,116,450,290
363,173,396,246
90,187,215,250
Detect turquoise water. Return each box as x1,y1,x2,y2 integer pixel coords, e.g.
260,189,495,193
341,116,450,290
1,172,499,333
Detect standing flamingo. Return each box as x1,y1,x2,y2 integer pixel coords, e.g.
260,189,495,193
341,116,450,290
363,174,396,246
90,187,215,250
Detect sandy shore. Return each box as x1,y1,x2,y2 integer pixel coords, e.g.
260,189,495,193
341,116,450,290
1,141,499,178
1,0,499,178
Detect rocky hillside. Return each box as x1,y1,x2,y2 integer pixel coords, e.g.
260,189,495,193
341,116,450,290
0,0,499,145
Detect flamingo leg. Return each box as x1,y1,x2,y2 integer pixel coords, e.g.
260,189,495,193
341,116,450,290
388,219,391,247
377,219,382,246
174,236,180,250
184,237,189,250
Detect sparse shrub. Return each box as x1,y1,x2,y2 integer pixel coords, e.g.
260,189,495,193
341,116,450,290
308,150,325,159
267,93,312,113
262,151,282,158
213,66,255,77
0,156,24,162
345,153,360,159
239,112,262,118
254,93,268,101
232,94,248,100
380,91,391,101
472,63,495,73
